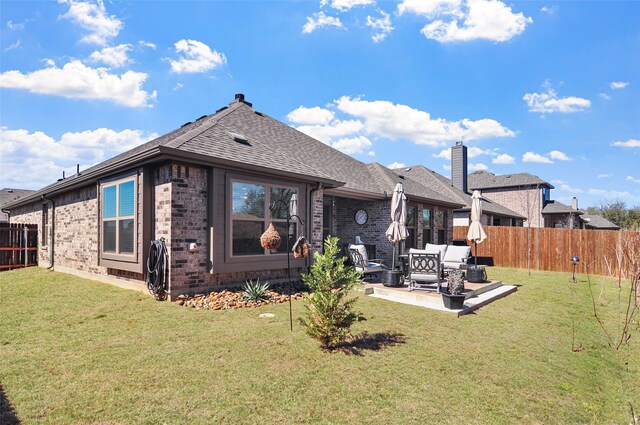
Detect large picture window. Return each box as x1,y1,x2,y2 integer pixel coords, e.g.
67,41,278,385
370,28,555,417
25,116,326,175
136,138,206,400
403,206,417,254
230,180,298,257
101,177,136,257
422,208,432,246
435,210,447,244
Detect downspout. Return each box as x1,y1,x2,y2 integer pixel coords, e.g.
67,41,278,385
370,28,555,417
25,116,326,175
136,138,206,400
1,208,9,223
41,194,55,270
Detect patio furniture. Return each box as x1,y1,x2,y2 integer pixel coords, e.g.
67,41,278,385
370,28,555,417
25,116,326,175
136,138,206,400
348,244,385,282
407,248,443,292
425,243,471,275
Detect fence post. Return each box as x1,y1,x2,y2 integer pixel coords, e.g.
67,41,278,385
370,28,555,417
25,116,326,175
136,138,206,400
24,226,28,267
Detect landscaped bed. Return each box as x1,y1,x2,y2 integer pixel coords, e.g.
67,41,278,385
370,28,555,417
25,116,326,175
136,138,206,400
175,284,304,310
1,267,638,424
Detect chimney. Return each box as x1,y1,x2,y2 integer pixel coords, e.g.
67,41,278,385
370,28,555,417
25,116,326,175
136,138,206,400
451,141,468,193
571,197,578,210
231,93,253,107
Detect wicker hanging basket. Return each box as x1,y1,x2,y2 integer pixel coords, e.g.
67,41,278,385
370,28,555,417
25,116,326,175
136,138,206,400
293,236,310,259
260,223,281,250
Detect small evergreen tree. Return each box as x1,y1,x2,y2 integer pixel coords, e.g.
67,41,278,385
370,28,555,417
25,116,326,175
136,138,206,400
300,236,361,349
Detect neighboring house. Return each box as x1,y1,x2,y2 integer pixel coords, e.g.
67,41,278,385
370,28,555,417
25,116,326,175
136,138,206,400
467,169,554,228
579,213,620,230
394,143,524,229
0,188,36,223
5,94,465,299
541,199,583,229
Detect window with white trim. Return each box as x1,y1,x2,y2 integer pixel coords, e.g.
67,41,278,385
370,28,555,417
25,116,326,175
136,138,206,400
101,178,136,257
230,180,298,257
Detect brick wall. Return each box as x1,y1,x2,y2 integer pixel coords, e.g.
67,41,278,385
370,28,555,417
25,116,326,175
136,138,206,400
310,187,324,254
11,202,48,266
481,186,544,228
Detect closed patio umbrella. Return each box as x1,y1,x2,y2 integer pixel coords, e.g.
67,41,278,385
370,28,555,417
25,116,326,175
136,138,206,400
467,190,487,267
385,183,409,269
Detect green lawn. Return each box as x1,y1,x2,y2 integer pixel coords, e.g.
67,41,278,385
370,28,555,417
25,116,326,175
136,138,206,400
1,267,638,424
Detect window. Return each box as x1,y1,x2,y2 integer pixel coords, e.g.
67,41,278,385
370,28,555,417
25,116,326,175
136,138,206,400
542,187,550,203
322,201,332,252
493,218,501,226
101,177,136,257
41,204,49,246
435,210,447,244
421,208,432,246
230,180,298,257
403,206,417,254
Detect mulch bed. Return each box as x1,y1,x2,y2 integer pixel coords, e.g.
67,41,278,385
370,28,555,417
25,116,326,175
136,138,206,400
175,283,305,310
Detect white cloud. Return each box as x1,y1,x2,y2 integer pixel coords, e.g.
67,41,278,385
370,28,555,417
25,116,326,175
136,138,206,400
588,188,640,203
412,0,532,43
522,151,552,164
334,96,515,146
552,179,582,193
7,20,26,30
295,119,364,144
331,136,372,155
626,176,640,184
138,40,156,49
597,173,611,178
433,149,450,159
367,151,376,157
59,0,123,46
540,6,556,15
397,0,462,18
434,146,493,159
88,44,132,68
599,92,612,101
302,12,344,34
168,39,227,74
388,161,407,169
548,150,570,161
173,83,183,91
287,106,335,125
468,162,488,172
611,138,640,148
366,11,394,42
4,40,21,51
523,82,591,114
328,0,375,11
609,81,629,90
0,60,156,107
492,153,515,164
0,126,157,188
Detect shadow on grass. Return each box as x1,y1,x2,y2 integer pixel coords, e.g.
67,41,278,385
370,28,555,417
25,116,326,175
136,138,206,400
335,331,407,356
0,384,21,425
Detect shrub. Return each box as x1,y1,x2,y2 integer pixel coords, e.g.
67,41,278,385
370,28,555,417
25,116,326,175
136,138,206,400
300,236,362,349
242,279,270,302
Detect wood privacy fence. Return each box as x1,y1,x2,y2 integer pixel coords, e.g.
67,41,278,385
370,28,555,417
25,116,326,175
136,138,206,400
453,226,638,277
0,223,38,271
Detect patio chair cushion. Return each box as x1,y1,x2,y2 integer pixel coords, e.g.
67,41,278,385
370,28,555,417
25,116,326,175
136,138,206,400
442,245,471,269
425,243,448,260
348,244,369,264
408,249,441,283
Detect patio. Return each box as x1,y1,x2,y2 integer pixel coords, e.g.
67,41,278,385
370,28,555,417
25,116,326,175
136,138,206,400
362,277,517,316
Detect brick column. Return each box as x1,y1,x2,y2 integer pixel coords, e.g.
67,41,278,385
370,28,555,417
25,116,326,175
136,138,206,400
310,187,324,256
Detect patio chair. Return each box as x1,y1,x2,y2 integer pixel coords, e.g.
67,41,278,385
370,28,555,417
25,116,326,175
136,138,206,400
441,245,471,274
348,244,385,282
407,248,443,292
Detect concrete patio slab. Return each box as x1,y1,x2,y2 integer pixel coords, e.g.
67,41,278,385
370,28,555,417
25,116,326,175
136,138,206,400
363,280,517,316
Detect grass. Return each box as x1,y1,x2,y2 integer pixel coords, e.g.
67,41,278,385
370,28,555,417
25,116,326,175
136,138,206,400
1,267,638,424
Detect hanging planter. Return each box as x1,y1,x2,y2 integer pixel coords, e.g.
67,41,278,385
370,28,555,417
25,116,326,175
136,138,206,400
260,223,281,250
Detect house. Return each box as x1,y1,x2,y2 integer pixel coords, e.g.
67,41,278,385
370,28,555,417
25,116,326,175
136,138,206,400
5,94,466,299
396,142,525,229
467,169,554,228
0,188,36,223
579,213,620,230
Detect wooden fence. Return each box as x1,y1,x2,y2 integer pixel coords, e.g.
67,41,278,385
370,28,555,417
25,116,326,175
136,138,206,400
453,226,638,277
0,223,38,271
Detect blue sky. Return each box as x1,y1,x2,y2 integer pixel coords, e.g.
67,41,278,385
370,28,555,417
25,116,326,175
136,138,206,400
1,0,639,208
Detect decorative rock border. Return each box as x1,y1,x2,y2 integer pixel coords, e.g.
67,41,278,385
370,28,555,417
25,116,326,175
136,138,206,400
175,286,304,310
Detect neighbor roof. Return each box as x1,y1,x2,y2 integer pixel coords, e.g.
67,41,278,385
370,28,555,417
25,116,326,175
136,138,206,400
395,166,525,219
5,95,465,210
579,213,621,230
0,188,36,220
541,200,583,215
468,170,553,190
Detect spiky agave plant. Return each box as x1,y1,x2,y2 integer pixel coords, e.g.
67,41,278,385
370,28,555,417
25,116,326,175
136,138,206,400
242,279,270,302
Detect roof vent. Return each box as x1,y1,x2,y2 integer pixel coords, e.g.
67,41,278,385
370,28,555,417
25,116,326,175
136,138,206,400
215,106,228,114
405,167,411,171
181,121,192,128
254,111,264,117
232,93,253,107
227,132,251,146
196,115,208,121
398,175,405,179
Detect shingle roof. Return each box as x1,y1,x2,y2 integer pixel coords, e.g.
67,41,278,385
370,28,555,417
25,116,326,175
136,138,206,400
541,200,583,214
4,96,465,210
580,213,621,230
468,170,553,190
395,165,525,219
0,188,36,220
